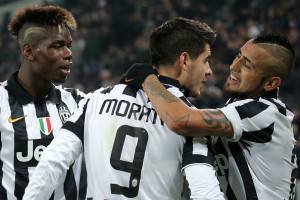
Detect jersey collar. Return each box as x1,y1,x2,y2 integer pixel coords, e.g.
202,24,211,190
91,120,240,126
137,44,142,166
6,71,61,105
226,88,279,105
158,75,188,95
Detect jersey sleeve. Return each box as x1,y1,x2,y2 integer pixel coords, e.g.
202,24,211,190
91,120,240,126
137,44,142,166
64,87,89,104
23,130,83,200
181,137,224,199
220,98,278,142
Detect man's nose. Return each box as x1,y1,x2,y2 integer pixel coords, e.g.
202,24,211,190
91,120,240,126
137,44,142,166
64,47,72,60
230,57,242,72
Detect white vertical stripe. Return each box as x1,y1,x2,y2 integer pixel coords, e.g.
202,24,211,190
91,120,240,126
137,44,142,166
73,153,83,198
1,99,16,199
23,104,40,139
47,103,63,136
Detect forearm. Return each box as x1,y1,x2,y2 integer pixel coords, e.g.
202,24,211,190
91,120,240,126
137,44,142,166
143,75,192,129
143,75,233,137
23,129,83,200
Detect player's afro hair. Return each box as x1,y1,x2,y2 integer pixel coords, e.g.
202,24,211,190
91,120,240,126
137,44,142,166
8,5,77,37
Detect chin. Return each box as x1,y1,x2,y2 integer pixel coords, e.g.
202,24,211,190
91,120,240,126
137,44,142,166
224,83,237,94
53,78,67,85
224,86,235,94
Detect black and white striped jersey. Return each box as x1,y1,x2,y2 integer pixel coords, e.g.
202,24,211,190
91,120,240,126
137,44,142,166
214,89,296,200
23,76,224,200
0,72,87,200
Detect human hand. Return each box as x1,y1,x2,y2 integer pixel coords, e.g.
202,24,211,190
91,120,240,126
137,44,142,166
119,63,157,89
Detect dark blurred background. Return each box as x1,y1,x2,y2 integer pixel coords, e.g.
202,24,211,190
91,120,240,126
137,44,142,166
0,0,299,139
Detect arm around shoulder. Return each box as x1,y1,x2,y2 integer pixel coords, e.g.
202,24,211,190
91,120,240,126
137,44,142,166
142,75,235,137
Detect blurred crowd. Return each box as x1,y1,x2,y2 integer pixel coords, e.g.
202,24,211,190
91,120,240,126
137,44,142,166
0,0,300,138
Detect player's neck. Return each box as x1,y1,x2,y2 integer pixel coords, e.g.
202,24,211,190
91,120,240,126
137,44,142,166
18,67,52,98
157,66,180,81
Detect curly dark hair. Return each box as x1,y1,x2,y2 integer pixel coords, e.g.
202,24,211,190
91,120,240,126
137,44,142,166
8,5,77,37
150,17,216,67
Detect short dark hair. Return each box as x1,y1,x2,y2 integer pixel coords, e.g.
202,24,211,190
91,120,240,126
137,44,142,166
150,17,216,67
253,33,295,80
8,5,77,37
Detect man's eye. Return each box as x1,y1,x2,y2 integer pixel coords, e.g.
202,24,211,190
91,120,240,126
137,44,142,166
53,42,65,48
54,44,63,48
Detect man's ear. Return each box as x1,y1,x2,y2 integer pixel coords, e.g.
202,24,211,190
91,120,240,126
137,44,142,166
22,44,34,61
178,52,190,71
263,76,282,91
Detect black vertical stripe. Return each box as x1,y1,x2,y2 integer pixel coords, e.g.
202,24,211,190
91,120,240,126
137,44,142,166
8,93,29,200
228,142,258,200
54,95,82,199
62,99,89,199
63,99,89,144
214,138,238,200
0,130,7,200
235,101,269,119
78,157,87,200
64,164,77,200
34,101,54,139
226,185,237,200
179,96,192,107
65,88,85,104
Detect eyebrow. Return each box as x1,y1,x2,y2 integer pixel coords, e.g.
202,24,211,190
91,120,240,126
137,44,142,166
239,50,255,67
53,38,72,44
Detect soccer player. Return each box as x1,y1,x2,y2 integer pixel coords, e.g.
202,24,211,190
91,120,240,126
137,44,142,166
23,17,224,199
121,34,297,199
0,5,87,199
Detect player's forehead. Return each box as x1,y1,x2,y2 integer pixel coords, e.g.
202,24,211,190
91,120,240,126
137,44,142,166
240,39,271,67
196,43,211,58
47,25,72,41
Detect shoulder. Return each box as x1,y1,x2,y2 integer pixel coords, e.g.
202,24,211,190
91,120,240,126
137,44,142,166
165,85,194,107
76,86,114,107
0,80,8,103
224,98,273,116
0,80,8,91
223,96,293,127
57,86,87,103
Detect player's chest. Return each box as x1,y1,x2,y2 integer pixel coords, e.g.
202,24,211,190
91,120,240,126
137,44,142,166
1,100,73,139
0,100,74,166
